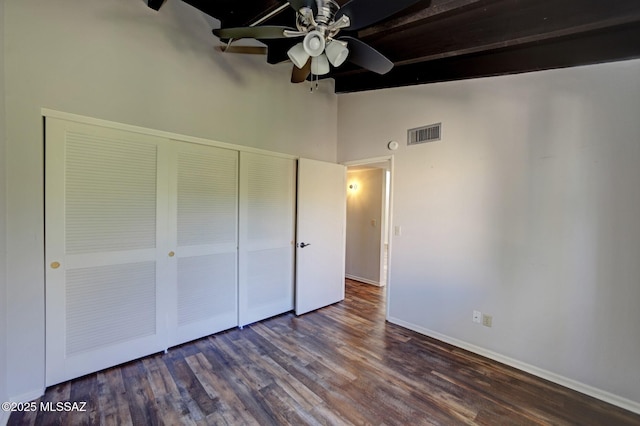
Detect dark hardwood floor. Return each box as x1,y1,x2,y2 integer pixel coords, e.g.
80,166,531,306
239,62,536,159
10,279,640,425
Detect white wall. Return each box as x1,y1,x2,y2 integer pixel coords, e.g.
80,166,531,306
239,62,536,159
346,169,383,284
0,0,9,420
4,0,337,400
338,59,640,409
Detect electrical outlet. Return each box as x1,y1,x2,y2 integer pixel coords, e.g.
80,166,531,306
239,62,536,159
482,314,493,327
472,310,481,324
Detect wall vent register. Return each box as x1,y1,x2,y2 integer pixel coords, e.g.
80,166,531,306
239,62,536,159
407,123,441,145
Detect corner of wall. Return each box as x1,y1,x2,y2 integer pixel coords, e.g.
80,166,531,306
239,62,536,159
1,0,10,422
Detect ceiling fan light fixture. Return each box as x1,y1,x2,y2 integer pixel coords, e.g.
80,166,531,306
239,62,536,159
303,30,326,57
287,42,310,69
311,54,330,76
211,0,418,84
326,40,349,67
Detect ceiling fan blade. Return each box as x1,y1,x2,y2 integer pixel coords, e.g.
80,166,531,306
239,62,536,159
291,59,312,83
213,26,295,40
339,36,393,75
287,0,318,14
215,46,268,55
335,0,422,31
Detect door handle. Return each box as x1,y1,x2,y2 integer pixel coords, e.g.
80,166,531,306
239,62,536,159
298,242,311,248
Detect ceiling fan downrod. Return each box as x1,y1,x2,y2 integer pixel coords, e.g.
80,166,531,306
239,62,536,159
315,0,340,28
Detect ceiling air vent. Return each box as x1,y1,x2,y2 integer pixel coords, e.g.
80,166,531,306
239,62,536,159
407,123,441,146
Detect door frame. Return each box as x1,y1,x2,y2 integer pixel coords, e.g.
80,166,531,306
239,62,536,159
342,156,395,321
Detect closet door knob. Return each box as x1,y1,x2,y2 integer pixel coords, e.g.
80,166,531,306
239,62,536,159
168,251,175,257
51,261,61,269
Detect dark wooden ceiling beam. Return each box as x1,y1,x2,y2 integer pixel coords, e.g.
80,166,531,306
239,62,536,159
377,13,640,69
181,0,287,28
358,0,640,64
358,0,484,37
334,23,640,93
147,0,166,11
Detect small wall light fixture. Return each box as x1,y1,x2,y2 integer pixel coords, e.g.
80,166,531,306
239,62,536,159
349,183,358,191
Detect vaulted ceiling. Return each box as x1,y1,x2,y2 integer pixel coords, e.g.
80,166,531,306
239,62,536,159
150,0,640,93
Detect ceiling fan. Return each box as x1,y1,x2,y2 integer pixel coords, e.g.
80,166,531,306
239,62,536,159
212,0,421,83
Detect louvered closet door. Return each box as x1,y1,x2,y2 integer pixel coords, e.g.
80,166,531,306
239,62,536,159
45,119,170,386
239,152,296,326
168,142,239,346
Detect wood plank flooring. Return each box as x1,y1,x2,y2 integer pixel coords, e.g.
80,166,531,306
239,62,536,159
9,279,640,425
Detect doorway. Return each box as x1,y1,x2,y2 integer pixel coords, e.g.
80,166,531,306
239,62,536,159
343,158,393,298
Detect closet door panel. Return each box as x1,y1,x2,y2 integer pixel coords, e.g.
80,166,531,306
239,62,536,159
169,142,238,346
177,253,236,326
239,152,296,326
65,262,157,356
45,119,169,386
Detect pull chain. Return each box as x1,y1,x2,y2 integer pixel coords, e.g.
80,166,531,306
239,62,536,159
309,73,319,93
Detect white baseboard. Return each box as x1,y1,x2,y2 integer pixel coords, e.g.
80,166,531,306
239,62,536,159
10,388,45,404
387,316,640,416
345,274,380,287
2,387,46,424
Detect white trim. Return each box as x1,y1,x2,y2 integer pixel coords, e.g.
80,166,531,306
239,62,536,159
345,274,381,287
385,157,395,321
342,156,393,167
342,156,395,322
40,109,297,160
388,316,640,415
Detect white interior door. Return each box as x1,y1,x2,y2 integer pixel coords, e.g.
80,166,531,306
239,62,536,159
295,158,347,315
168,142,239,347
45,118,169,386
239,152,296,326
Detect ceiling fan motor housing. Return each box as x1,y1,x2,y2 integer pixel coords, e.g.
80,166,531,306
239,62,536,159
316,0,340,27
